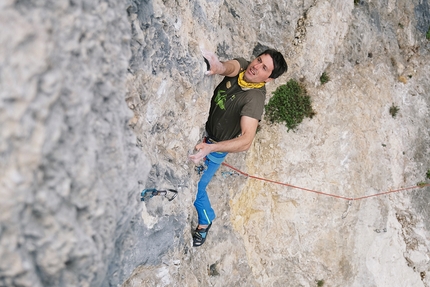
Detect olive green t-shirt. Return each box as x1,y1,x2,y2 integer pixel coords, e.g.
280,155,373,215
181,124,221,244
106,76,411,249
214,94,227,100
205,58,266,142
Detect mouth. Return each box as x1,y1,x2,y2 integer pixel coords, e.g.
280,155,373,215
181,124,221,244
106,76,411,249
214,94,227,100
248,67,256,76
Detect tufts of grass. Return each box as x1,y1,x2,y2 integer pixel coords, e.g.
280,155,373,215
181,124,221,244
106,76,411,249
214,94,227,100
320,72,330,85
417,181,427,188
389,103,399,118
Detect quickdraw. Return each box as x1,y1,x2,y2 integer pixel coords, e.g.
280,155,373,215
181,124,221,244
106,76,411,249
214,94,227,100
140,189,178,202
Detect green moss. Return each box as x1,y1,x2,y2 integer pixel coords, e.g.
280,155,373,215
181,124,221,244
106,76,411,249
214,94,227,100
265,79,315,132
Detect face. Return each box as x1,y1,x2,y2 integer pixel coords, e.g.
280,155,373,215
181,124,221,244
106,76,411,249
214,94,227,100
243,54,274,83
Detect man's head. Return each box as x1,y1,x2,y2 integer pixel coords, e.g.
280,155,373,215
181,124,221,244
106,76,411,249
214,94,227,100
244,49,288,83
259,49,288,79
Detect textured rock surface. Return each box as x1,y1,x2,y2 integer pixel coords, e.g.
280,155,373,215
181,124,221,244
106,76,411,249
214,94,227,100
125,0,430,286
1,0,430,287
0,1,149,286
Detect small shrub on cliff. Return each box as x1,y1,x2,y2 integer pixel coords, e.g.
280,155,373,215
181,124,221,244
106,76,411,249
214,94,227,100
265,79,315,131
427,26,430,40
389,103,399,118
320,72,330,85
426,169,430,180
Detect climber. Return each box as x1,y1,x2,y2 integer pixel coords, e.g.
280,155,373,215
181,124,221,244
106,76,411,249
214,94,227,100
189,48,288,247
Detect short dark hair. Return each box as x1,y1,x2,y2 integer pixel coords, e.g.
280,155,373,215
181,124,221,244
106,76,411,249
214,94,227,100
258,49,288,79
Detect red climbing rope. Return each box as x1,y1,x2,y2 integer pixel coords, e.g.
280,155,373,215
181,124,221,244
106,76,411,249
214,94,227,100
221,162,429,201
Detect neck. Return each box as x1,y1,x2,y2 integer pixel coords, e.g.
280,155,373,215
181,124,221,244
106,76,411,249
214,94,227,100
238,71,265,89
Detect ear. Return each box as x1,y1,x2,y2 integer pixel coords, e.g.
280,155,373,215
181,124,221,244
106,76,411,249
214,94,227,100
264,78,274,83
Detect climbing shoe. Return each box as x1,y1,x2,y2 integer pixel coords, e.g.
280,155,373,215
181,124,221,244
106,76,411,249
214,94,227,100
192,223,212,247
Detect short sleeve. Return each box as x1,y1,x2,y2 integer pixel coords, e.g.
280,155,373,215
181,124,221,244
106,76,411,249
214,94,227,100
234,58,250,71
240,90,266,120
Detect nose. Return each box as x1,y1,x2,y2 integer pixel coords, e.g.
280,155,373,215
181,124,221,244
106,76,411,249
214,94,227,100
254,63,263,69
253,63,262,71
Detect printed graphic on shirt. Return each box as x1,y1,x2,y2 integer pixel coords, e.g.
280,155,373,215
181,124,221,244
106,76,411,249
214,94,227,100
215,90,227,110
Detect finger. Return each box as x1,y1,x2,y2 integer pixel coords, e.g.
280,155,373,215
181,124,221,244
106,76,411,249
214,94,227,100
201,50,218,65
189,149,202,159
188,154,201,164
204,57,211,71
201,48,212,58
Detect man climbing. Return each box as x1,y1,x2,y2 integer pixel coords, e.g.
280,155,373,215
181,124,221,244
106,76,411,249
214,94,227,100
189,48,288,247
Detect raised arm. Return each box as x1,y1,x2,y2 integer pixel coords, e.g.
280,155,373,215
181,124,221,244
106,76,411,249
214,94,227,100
202,50,241,77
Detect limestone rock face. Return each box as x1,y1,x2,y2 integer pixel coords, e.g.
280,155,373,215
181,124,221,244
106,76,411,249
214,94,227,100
0,1,149,287
125,0,430,286
1,0,430,287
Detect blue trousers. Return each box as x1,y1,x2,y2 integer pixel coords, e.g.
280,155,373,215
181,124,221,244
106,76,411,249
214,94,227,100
194,151,227,225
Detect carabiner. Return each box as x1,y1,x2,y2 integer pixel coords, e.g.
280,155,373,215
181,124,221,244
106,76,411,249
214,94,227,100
164,189,178,201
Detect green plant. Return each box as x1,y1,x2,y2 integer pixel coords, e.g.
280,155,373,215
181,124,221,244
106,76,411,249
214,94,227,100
354,0,360,5
389,103,399,118
426,170,430,180
317,279,325,286
320,72,330,85
265,79,315,131
417,181,427,187
426,26,430,40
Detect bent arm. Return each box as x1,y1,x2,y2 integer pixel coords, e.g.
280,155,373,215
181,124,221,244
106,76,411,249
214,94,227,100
188,116,258,163
209,116,258,152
